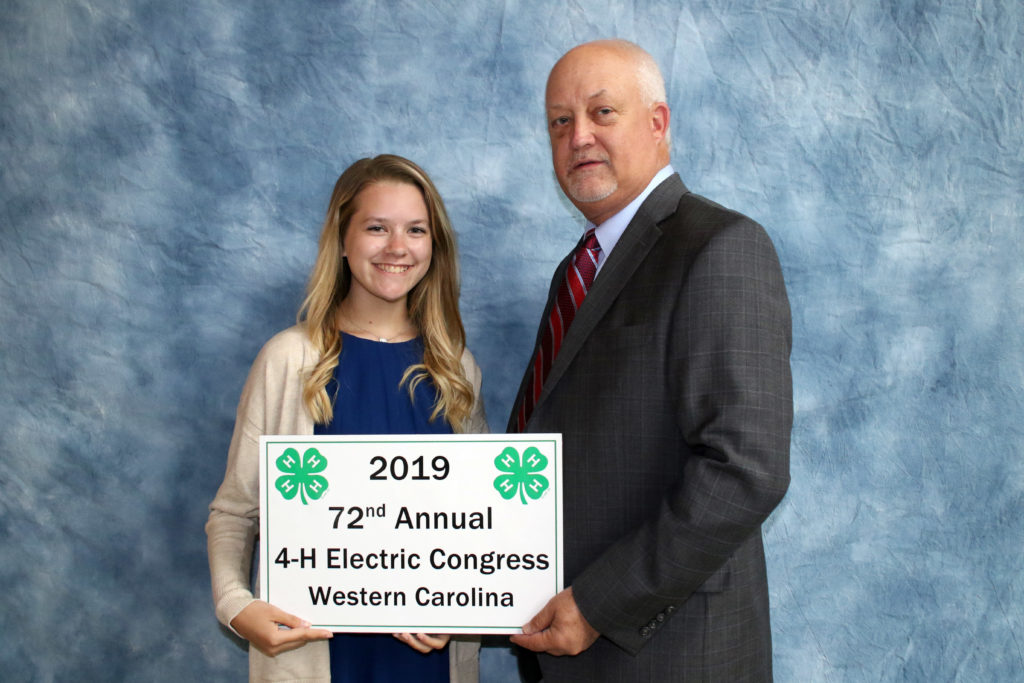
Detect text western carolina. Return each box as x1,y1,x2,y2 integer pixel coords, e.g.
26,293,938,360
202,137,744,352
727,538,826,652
308,585,516,608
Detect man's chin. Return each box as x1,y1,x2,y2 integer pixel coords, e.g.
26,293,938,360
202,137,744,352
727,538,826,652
568,182,617,205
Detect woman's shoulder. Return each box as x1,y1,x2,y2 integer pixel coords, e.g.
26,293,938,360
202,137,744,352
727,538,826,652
459,345,481,377
253,324,317,369
264,324,313,350
458,345,488,434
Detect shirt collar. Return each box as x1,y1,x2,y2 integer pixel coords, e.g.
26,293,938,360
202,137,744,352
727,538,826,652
588,165,674,266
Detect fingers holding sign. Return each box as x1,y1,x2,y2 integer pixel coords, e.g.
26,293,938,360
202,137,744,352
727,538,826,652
393,632,452,653
510,587,599,656
230,600,333,657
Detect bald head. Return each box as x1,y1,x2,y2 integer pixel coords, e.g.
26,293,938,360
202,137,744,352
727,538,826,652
545,40,671,225
554,40,667,107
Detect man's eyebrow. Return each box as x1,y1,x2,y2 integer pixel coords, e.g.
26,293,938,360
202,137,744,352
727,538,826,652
547,89,609,111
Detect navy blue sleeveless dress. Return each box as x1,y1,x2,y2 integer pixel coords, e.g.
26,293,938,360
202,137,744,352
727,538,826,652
315,333,451,682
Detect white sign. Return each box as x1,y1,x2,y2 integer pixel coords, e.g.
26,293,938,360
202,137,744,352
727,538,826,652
258,434,562,634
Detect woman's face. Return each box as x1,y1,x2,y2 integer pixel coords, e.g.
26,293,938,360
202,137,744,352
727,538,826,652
342,181,433,308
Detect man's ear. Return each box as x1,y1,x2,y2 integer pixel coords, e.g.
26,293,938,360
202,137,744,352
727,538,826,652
650,102,670,142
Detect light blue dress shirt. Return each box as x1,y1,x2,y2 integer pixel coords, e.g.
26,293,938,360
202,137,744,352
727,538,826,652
590,164,675,278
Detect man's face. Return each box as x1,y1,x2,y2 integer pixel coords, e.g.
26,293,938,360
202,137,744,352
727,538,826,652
545,45,668,225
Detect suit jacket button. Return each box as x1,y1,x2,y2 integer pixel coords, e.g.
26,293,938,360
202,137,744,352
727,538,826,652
639,626,650,638
656,612,666,623
665,605,676,614
647,619,657,630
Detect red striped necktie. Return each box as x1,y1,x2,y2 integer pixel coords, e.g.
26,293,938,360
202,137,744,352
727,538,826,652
516,228,601,431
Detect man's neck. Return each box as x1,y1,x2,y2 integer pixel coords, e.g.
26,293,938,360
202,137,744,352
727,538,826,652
588,164,674,276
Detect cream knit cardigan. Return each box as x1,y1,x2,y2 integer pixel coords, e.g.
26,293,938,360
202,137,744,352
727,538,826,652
207,325,488,682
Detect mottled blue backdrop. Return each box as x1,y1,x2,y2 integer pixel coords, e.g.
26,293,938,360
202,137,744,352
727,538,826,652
1,1,1021,681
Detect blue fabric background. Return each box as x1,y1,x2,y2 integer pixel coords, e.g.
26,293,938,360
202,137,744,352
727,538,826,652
1,1,1021,680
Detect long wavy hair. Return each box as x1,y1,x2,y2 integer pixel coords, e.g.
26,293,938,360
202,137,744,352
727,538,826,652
297,154,474,430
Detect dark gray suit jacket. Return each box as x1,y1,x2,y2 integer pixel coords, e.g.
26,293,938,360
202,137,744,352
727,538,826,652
508,174,793,681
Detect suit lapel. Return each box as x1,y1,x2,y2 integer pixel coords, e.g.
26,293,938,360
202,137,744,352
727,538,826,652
531,174,688,416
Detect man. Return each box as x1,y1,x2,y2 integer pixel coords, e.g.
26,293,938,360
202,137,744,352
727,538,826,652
508,40,793,681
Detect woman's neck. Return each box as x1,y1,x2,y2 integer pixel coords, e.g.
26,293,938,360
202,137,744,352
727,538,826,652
337,296,416,343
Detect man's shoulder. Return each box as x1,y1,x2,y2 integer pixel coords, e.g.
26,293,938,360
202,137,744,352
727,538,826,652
663,189,770,244
637,174,762,235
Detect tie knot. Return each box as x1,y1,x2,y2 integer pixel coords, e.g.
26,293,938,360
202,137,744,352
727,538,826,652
575,228,600,274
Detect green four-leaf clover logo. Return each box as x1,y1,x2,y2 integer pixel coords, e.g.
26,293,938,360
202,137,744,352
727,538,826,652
493,446,549,504
275,447,329,505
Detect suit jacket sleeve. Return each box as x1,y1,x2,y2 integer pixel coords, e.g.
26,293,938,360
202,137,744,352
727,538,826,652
570,205,793,655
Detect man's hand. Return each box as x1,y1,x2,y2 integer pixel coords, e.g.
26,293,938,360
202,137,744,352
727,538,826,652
230,600,333,657
510,587,599,656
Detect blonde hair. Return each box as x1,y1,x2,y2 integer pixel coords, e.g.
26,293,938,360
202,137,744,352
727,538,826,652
297,154,475,431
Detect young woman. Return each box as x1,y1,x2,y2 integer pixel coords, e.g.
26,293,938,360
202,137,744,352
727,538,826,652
207,155,487,682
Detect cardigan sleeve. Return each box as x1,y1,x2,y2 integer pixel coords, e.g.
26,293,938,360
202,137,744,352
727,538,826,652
460,347,489,434
205,327,316,634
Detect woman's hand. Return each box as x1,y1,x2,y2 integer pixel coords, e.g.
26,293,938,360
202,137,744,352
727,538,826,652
230,600,333,657
392,632,451,653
